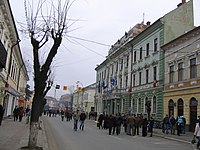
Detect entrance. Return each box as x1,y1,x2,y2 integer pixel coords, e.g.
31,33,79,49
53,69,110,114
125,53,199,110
168,99,175,116
190,97,198,132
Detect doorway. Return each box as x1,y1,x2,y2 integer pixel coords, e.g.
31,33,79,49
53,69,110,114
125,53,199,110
190,97,198,132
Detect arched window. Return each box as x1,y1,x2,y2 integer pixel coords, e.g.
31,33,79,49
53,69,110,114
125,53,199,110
144,97,148,113
168,99,175,116
152,96,157,113
131,98,135,113
138,98,142,113
177,98,184,116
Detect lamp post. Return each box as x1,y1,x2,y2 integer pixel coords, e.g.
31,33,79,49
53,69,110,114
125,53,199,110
76,81,84,111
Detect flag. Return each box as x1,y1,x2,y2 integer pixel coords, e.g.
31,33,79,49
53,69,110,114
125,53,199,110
111,79,115,86
63,86,67,90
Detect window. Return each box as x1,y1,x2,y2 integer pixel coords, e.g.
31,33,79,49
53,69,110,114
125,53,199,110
169,65,174,83
154,38,158,52
146,43,149,56
190,58,197,79
138,98,142,113
134,51,136,62
140,47,142,60
104,70,106,79
146,69,149,84
178,62,184,81
126,55,129,67
144,97,148,113
116,62,118,72
152,96,157,113
153,66,157,81
133,74,136,87
139,72,142,85
111,64,114,75
125,76,128,88
120,78,122,88
120,58,123,70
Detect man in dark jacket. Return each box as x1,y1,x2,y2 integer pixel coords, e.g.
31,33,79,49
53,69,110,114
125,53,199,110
79,111,86,130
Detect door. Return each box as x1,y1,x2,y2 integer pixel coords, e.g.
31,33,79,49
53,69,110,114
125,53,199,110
190,97,198,132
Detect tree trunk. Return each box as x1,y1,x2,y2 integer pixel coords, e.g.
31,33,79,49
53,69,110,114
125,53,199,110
28,121,39,148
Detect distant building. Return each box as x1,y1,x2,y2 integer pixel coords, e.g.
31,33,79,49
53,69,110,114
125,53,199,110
73,83,95,113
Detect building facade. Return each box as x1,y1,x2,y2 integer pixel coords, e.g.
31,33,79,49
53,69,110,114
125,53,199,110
73,83,95,113
0,0,28,116
95,0,194,120
162,26,200,131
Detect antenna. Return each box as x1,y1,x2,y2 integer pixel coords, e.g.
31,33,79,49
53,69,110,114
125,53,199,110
142,13,145,24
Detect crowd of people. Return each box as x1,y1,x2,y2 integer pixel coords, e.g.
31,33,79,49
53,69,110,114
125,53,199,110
97,113,154,137
162,114,186,136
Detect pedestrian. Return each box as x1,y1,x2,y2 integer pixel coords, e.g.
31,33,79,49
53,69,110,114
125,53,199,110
115,113,122,135
126,113,135,136
176,116,183,136
73,110,79,131
98,113,105,129
181,116,186,134
142,117,148,137
134,114,141,135
194,121,200,149
0,104,4,126
19,107,24,122
163,114,170,134
169,115,176,135
61,110,65,121
148,117,154,137
13,106,19,121
107,114,115,135
79,111,86,130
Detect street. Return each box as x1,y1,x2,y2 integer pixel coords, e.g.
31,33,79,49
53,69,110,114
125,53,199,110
43,116,194,150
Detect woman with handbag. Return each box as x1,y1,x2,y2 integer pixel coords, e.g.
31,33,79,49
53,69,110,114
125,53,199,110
194,121,200,149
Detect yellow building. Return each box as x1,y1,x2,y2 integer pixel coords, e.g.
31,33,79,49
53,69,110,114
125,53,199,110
162,26,200,131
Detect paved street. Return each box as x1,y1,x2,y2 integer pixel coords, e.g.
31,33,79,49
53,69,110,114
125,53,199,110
0,116,198,150
43,116,195,150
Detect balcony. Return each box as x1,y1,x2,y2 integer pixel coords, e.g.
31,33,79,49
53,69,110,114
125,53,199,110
0,41,7,68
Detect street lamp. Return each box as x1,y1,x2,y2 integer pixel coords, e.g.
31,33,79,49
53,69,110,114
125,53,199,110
76,81,84,111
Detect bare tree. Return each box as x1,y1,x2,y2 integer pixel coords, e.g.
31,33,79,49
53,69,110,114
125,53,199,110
23,0,75,149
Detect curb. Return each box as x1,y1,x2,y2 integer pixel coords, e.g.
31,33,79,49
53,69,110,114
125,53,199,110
153,133,191,144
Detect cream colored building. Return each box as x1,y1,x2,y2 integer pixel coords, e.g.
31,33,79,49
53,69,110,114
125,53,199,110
162,26,200,131
0,0,28,116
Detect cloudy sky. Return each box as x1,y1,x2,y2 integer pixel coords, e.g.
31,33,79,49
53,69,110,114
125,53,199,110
9,0,198,99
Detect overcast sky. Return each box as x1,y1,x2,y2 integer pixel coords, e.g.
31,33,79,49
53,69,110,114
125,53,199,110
9,0,198,99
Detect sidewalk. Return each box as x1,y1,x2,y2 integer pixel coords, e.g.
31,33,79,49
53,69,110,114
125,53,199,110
151,128,193,144
0,117,49,150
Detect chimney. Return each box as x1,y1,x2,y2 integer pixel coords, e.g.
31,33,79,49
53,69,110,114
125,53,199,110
182,0,186,4
146,21,151,26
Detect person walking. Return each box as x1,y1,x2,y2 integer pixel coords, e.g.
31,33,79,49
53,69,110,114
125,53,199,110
194,121,200,149
13,106,19,121
73,110,79,131
0,104,4,126
61,110,65,121
98,113,105,129
142,117,148,137
79,111,86,131
163,114,170,134
169,115,176,135
107,114,115,135
177,116,183,136
148,117,154,137
19,107,24,122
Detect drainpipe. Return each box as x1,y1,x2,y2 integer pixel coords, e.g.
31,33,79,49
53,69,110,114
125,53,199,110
3,39,21,108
